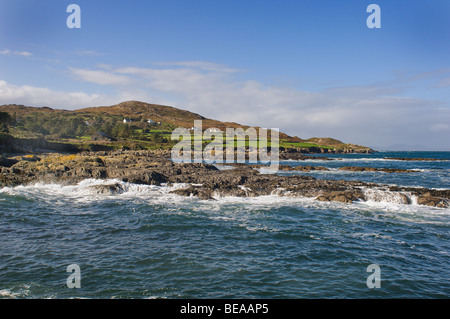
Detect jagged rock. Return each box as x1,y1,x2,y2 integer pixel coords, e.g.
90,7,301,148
88,183,125,195
20,155,41,162
170,186,215,200
122,171,167,185
0,156,18,167
417,194,449,208
0,150,448,207
293,165,328,171
316,190,364,203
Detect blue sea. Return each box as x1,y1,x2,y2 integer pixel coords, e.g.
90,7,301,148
1,151,449,299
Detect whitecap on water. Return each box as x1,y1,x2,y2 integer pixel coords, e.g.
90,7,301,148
0,284,31,299
1,179,449,221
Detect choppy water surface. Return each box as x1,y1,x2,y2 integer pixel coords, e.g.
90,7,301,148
1,152,449,298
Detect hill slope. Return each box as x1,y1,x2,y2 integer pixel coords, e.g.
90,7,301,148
0,101,374,153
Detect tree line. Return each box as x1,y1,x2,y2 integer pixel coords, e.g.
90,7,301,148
1,112,169,143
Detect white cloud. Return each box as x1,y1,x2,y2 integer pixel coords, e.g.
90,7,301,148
0,49,32,57
436,77,450,88
430,123,449,132
63,63,450,148
0,80,112,109
2,61,449,149
401,68,450,89
0,79,168,110
154,61,241,73
75,50,103,56
70,68,133,86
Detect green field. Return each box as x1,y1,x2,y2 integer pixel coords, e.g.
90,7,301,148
280,141,334,149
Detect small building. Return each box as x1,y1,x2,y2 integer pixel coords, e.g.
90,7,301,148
147,119,154,124
205,127,221,133
92,132,117,142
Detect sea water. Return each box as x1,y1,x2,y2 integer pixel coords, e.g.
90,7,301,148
0,151,449,298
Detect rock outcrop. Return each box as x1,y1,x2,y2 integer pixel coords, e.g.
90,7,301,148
0,150,448,208
338,166,416,173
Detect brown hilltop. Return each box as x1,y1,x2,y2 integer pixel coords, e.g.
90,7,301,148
81,101,297,140
306,137,346,146
79,100,242,131
1,100,294,140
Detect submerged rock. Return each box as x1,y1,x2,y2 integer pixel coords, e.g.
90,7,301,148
338,166,415,173
170,186,215,200
316,190,365,203
276,165,329,172
122,171,167,185
363,188,412,205
88,183,125,195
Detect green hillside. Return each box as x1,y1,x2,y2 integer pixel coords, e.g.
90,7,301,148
0,101,374,153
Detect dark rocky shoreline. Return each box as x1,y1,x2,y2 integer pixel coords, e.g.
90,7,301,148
385,157,449,162
0,150,448,208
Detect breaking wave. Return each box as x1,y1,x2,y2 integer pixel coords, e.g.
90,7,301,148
1,179,449,218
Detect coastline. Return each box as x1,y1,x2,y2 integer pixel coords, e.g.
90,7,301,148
1,150,448,208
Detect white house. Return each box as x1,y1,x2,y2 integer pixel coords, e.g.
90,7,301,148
205,127,221,133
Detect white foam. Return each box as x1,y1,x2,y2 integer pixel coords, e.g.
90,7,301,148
213,164,235,170
351,232,393,240
2,179,449,219
0,284,31,299
0,179,196,207
256,167,278,174
362,188,413,205
0,289,22,298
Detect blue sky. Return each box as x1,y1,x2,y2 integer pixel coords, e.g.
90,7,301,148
0,0,449,150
